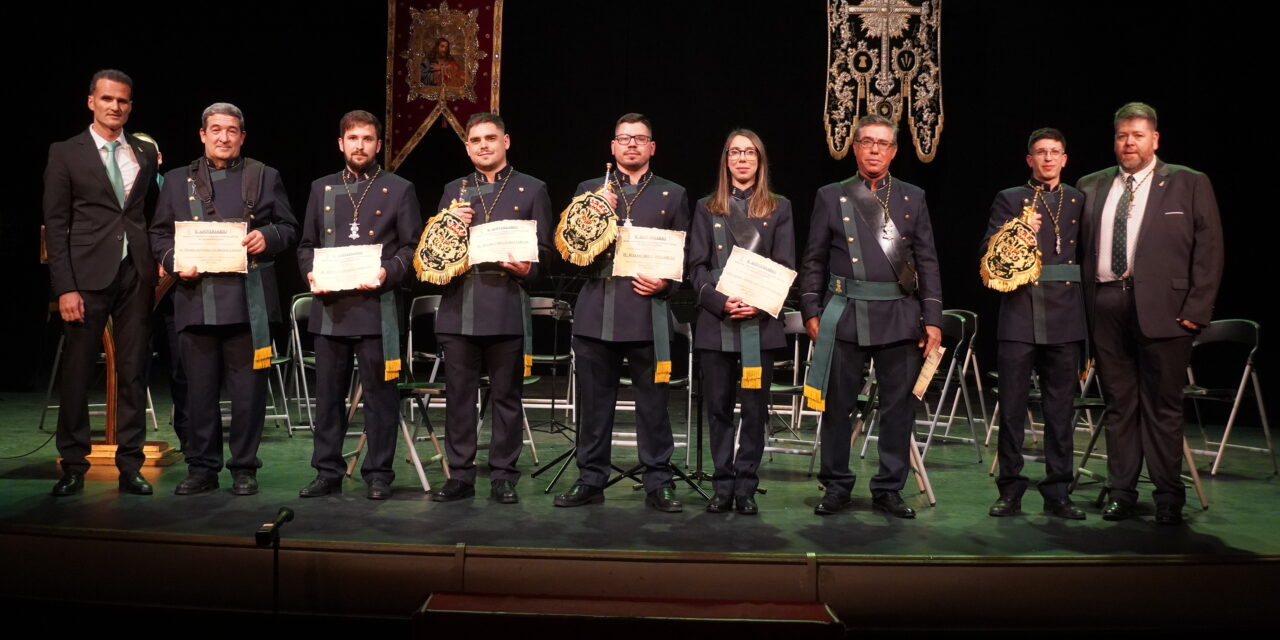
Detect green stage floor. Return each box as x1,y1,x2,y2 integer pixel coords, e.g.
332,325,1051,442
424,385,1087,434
2,382,1277,560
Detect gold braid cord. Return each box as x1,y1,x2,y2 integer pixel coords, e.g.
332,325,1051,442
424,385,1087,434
980,204,1042,292
554,187,618,267
414,198,472,284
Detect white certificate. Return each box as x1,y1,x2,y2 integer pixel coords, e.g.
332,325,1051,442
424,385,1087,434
714,246,797,318
468,219,540,264
913,346,947,400
611,226,686,281
313,244,383,292
174,221,247,274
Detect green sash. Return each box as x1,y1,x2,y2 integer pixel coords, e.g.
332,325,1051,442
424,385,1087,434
594,257,670,383
802,198,906,411
1031,263,1081,345
711,219,762,388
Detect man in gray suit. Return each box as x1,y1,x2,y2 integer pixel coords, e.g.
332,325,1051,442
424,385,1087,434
1077,103,1223,525
43,69,159,496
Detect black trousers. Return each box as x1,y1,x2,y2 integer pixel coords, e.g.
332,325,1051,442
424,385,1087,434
1093,285,1193,507
439,333,524,485
699,349,774,498
311,334,399,484
995,340,1080,500
818,339,921,496
56,258,150,475
179,324,267,475
571,335,675,492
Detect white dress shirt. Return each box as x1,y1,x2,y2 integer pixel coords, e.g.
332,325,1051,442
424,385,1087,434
1096,157,1157,281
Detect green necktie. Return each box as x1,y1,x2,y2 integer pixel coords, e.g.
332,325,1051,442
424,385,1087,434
103,140,125,207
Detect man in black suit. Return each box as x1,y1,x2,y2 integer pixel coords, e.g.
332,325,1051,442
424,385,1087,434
297,110,422,500
983,128,1087,520
43,69,159,497
799,114,942,519
150,102,299,496
1077,103,1223,525
430,113,553,505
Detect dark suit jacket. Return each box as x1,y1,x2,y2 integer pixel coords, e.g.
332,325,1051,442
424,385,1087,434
298,169,423,337
687,194,795,352
569,173,691,343
43,130,159,295
432,168,554,337
981,183,1086,344
150,159,298,332
1077,160,1223,339
799,177,943,345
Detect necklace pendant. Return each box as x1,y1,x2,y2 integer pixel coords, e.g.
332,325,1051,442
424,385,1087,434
1055,237,1062,255
348,221,360,240
623,217,633,227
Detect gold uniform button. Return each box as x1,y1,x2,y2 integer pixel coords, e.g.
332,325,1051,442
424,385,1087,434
518,187,525,192
375,209,382,215
840,196,848,203
847,237,854,243
763,221,768,227
1023,199,1030,204
324,206,331,212
249,214,255,220
1071,198,1077,203
514,206,520,211
188,196,195,201
904,214,911,219
662,191,669,197
325,228,332,234
717,244,724,250
192,216,200,221
660,209,666,215
904,196,910,201
1065,281,1072,286
852,258,859,263
1072,219,1077,224
382,187,389,194
368,231,375,237
1033,282,1040,287
843,216,850,222
714,223,721,229
186,178,193,183
1070,239,1076,244
324,186,331,192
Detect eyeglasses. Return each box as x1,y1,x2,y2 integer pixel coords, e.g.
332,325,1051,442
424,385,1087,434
854,138,896,151
1031,149,1065,159
726,147,758,159
613,134,652,145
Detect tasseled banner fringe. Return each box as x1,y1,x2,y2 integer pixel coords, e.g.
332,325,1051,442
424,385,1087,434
803,384,826,412
384,358,401,382
740,366,762,389
654,360,672,384
252,346,273,370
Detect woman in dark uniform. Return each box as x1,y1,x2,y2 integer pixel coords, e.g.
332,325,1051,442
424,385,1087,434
687,129,795,514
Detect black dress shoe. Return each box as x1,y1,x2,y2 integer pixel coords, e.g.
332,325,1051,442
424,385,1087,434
299,476,342,497
1044,497,1086,520
872,491,916,518
174,472,219,495
988,496,1021,517
735,495,759,515
1154,503,1184,526
230,472,258,496
367,479,392,500
645,487,683,513
553,483,605,507
1101,500,1135,521
706,494,733,513
431,478,475,502
51,472,84,497
814,491,853,515
490,480,519,504
118,473,153,495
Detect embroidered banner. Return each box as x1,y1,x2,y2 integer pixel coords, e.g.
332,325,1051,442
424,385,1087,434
386,0,504,170
825,0,943,162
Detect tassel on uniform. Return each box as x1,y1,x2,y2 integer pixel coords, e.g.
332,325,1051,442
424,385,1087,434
740,366,762,390
253,346,273,370
523,354,533,378
654,360,672,384
803,384,826,412
384,358,401,382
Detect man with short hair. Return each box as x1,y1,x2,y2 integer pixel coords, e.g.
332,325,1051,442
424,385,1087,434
1077,103,1223,525
150,102,299,496
44,69,160,496
983,128,1087,520
553,113,691,512
799,114,942,518
297,110,422,500
429,113,552,505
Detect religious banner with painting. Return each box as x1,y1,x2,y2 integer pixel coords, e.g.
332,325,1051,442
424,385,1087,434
386,0,503,170
825,0,943,162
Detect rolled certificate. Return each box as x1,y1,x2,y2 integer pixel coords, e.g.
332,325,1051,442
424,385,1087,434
174,221,248,274
468,219,539,265
312,244,382,292
714,246,797,318
611,226,686,281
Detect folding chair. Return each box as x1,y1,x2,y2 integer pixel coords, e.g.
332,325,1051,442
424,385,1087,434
1184,319,1276,475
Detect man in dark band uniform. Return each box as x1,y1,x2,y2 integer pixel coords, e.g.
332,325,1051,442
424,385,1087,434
430,113,553,505
799,114,942,519
983,128,1087,520
553,113,691,513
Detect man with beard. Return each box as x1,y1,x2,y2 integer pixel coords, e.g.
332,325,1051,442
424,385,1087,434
297,110,422,500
